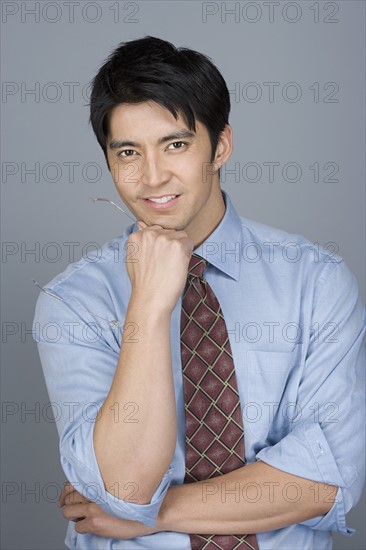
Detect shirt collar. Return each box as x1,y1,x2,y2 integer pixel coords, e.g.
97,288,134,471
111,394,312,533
194,190,242,281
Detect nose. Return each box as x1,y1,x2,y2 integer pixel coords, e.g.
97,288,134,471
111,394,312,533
140,151,170,188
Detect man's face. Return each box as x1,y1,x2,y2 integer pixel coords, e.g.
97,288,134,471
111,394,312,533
106,101,231,246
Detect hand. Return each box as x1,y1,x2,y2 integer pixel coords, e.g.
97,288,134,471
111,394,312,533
58,482,159,539
125,220,194,314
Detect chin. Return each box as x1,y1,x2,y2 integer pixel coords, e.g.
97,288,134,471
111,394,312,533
155,220,180,230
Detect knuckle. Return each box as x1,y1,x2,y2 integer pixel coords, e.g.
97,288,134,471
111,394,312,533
67,493,75,505
86,502,96,515
62,507,70,519
74,521,85,534
127,234,138,246
62,482,71,493
171,239,182,250
89,515,103,534
140,230,154,243
156,233,169,245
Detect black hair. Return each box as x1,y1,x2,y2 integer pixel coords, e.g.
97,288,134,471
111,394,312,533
89,36,231,167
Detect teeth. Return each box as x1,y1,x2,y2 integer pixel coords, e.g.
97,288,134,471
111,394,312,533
148,195,176,203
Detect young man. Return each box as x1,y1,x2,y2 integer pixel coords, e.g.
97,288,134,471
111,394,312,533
33,36,365,549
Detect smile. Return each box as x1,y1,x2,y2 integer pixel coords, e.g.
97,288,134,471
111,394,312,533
143,195,180,209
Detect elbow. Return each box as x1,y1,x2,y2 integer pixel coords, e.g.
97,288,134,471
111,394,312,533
316,483,339,516
98,458,172,505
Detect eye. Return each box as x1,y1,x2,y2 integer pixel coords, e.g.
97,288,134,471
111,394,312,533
118,149,136,158
167,141,187,150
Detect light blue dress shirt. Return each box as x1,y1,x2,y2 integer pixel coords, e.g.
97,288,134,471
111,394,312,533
33,190,366,549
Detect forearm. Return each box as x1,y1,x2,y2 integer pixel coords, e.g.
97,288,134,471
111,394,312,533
157,461,338,534
93,294,177,504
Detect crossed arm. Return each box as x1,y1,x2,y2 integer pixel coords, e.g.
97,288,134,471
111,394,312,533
36,233,364,539
59,460,338,539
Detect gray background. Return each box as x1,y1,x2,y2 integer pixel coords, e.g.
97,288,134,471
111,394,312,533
1,0,365,548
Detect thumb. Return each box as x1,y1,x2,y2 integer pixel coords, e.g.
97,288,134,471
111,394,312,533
137,221,147,230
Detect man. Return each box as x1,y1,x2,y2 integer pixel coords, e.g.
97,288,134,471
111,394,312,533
33,36,365,549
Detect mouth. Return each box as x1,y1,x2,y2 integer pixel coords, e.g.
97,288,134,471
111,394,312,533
142,194,180,210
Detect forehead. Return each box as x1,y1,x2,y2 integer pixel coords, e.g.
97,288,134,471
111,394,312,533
107,101,207,139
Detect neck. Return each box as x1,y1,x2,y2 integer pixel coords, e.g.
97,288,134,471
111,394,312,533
192,188,226,249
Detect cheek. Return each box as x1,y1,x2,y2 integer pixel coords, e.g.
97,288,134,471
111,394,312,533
111,160,143,189
108,159,120,185
109,163,130,191
180,159,207,187
193,153,214,184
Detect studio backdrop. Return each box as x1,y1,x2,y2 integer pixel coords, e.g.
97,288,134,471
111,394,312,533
1,1,365,549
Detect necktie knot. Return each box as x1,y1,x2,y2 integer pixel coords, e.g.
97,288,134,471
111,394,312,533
188,254,207,279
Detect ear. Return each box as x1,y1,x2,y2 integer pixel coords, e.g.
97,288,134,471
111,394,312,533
213,124,233,172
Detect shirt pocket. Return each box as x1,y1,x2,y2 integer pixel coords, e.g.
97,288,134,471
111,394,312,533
244,348,298,441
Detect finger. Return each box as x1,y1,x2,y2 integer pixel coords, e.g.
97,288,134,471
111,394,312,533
142,226,185,236
72,516,86,524
137,221,177,232
74,517,89,534
62,502,91,522
138,222,179,230
58,482,76,507
165,232,191,240
139,223,166,231
63,490,90,506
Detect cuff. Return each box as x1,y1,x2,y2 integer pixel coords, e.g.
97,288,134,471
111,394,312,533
255,421,356,535
60,418,174,527
299,486,354,536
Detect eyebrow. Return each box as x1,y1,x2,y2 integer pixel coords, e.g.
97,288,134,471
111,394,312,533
109,129,196,150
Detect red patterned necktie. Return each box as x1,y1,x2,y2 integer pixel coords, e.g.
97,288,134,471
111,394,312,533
180,254,259,550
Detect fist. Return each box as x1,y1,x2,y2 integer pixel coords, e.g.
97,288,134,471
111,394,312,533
125,221,194,314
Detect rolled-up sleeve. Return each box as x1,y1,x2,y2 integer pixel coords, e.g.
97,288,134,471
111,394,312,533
32,286,174,527
255,259,366,535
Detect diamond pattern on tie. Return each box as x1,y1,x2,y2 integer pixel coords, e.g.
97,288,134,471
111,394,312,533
181,254,259,550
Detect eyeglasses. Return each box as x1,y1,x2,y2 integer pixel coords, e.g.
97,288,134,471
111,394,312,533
89,197,136,222
31,279,123,329
32,197,137,329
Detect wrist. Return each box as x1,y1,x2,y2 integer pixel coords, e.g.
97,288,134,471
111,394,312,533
129,292,175,318
155,485,176,532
